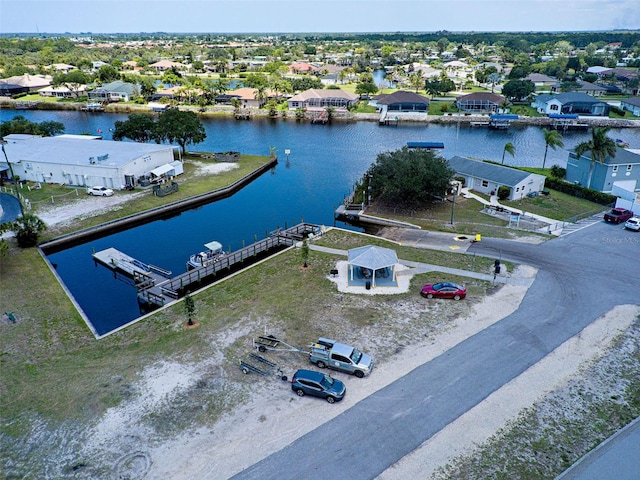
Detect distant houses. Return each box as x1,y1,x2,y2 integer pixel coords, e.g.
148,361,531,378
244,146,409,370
455,92,505,113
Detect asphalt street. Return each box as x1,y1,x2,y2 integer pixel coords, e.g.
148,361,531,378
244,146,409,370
231,220,640,480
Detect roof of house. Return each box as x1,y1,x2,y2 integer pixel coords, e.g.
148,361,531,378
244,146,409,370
93,80,137,95
575,147,640,166
2,136,174,168
288,88,358,102
535,92,603,105
621,97,640,107
586,66,611,74
0,74,52,88
375,90,430,105
526,73,557,83
456,92,505,104
575,80,607,93
447,156,541,187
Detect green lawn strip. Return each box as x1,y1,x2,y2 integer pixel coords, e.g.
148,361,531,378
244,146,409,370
28,154,272,239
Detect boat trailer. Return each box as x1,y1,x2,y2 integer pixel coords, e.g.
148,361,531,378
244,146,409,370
253,335,309,354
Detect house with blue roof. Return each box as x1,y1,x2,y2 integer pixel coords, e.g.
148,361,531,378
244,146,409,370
447,156,546,201
531,92,610,116
565,146,640,193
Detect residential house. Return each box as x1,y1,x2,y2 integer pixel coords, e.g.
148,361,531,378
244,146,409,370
0,135,179,189
148,60,185,72
565,146,640,193
287,89,358,110
621,97,640,117
48,63,76,73
223,87,270,109
531,92,610,116
374,90,429,113
0,74,52,92
525,73,557,90
288,62,320,75
572,80,607,96
447,156,546,201
456,92,505,113
88,80,138,102
38,84,87,98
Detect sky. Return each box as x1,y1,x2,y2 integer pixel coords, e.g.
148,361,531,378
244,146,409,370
1,0,639,34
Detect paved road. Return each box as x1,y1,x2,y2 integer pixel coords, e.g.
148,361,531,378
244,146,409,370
231,221,640,480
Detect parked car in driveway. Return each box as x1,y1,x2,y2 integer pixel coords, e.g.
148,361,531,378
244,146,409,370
421,282,467,300
603,208,634,224
87,186,114,196
624,217,640,231
291,369,346,403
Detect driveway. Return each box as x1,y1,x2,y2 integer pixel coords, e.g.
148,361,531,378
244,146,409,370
231,220,640,479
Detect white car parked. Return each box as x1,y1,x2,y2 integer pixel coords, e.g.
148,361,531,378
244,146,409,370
87,186,114,197
624,217,640,231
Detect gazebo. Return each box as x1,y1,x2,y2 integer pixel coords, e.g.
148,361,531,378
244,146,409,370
347,245,399,288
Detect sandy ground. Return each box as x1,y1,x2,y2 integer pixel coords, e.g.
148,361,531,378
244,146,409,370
16,174,638,479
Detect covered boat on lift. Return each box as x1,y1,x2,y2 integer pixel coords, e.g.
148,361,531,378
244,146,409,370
187,241,225,269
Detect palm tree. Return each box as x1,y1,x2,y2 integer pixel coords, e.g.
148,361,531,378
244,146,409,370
574,127,617,189
501,142,515,165
542,129,565,169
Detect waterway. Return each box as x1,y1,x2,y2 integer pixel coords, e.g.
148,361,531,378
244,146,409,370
2,109,640,335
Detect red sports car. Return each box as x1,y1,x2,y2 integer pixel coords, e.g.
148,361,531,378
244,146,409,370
421,282,467,300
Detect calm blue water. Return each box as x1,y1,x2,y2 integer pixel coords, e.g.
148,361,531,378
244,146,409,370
3,109,640,335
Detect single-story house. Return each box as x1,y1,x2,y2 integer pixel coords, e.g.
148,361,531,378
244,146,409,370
38,84,87,98
374,90,429,112
148,60,184,72
0,83,30,96
531,92,610,116
525,73,558,89
621,97,640,117
288,62,321,75
572,80,607,97
88,80,138,102
223,87,270,109
287,89,358,110
447,156,546,201
565,146,640,193
0,135,179,190
455,92,505,113
0,74,52,92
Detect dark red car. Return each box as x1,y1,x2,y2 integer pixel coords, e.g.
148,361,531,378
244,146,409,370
604,208,634,224
421,282,467,300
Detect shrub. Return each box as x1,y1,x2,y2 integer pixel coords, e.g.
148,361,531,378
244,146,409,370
544,178,616,205
550,165,566,178
497,185,511,200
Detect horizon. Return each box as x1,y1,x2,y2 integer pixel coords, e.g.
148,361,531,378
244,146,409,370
2,0,639,36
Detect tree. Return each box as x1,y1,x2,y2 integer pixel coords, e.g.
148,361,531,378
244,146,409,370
368,147,455,207
52,70,89,97
113,114,157,143
0,116,64,137
408,72,423,92
154,109,206,155
10,214,47,248
501,79,535,101
574,127,617,189
502,142,515,165
300,239,310,268
96,65,120,83
183,292,196,326
542,129,564,169
355,81,377,97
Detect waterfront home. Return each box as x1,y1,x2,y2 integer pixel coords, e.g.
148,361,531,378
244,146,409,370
0,74,52,92
0,135,178,190
455,92,505,113
531,92,610,116
374,90,429,113
447,156,546,201
88,80,138,103
38,84,87,98
621,97,640,117
287,88,358,110
565,146,640,193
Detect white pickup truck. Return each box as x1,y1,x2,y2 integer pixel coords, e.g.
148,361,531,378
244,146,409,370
309,338,374,378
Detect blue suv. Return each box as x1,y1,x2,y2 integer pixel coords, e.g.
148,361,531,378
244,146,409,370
291,369,346,404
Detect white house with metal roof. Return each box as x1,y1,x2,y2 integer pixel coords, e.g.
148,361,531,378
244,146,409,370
447,156,546,201
1,135,178,190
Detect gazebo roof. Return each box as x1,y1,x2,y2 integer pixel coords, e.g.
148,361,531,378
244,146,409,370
347,245,398,270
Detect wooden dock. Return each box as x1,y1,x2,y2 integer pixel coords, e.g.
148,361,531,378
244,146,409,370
94,223,322,309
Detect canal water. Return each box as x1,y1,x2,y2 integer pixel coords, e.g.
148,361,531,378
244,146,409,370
2,110,640,335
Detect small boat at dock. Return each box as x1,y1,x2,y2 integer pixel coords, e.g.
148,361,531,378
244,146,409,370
187,241,225,269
